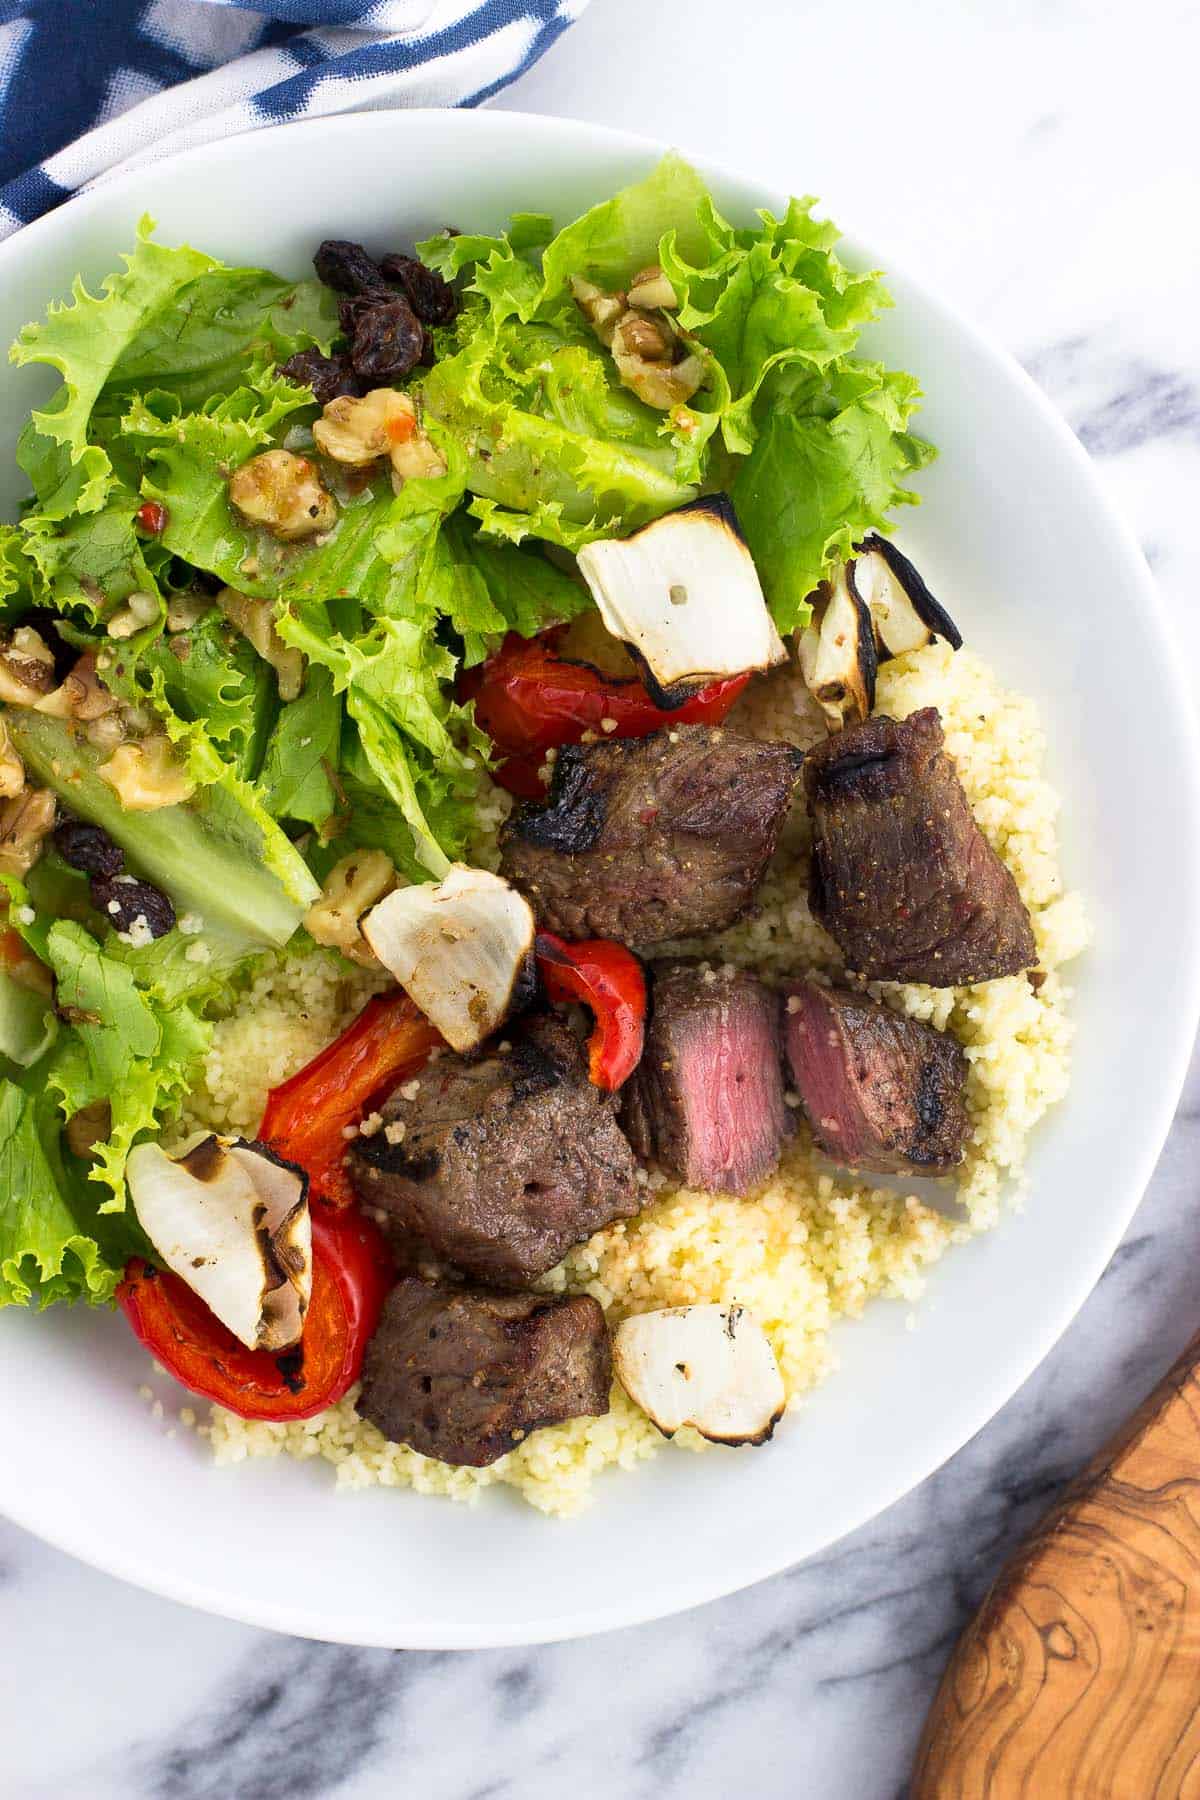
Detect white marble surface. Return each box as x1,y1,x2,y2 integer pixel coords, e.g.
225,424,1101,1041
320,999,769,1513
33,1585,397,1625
5,0,1200,1793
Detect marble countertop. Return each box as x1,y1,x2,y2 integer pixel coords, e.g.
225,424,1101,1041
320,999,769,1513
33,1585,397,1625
6,1,1200,1793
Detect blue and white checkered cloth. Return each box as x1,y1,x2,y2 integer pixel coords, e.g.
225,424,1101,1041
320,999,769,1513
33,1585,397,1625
0,0,589,240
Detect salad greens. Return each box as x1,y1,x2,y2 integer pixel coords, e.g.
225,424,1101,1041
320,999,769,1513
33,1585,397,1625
0,153,932,1311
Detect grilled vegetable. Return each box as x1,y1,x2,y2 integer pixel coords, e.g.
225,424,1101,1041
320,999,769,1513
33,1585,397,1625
116,1200,394,1420
534,931,646,1090
259,990,438,1209
575,497,787,707
460,625,750,797
126,1134,311,1353
852,534,962,659
613,1303,785,1445
798,561,878,731
362,866,535,1054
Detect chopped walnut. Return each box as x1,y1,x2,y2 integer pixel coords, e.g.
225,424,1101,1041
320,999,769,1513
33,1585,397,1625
312,387,447,488
388,426,447,487
104,591,160,642
98,736,195,811
313,388,417,466
65,1099,112,1162
627,265,679,310
84,712,126,752
165,591,212,633
0,721,24,800
0,627,57,707
305,849,397,965
612,314,703,409
0,787,56,878
571,277,704,411
215,587,305,702
616,312,674,362
227,449,337,542
570,276,625,347
35,650,119,722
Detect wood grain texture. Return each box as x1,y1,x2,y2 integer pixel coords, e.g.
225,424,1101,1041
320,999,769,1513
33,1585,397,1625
912,1332,1200,1798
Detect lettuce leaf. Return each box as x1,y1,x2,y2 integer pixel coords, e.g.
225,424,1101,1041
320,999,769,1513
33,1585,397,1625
336,702,484,884
276,606,483,879
730,361,934,631
419,310,696,550
120,371,576,868
41,920,208,1209
539,153,714,304
19,491,163,620
0,525,38,621
8,709,319,948
418,153,712,324
120,608,278,783
440,514,588,658
0,1072,142,1307
101,267,337,411
11,218,217,519
256,663,341,828
0,900,209,1304
421,157,932,623
132,379,461,616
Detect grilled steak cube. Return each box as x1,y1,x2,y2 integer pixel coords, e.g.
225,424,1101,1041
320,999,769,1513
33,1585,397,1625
784,978,968,1175
500,725,803,948
805,708,1036,985
621,963,788,1194
359,1276,611,1467
347,1014,639,1285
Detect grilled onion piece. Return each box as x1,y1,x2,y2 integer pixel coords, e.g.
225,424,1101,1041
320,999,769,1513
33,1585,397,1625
798,562,878,731
576,497,786,708
613,1303,785,1446
127,1134,311,1352
362,865,535,1053
852,534,962,659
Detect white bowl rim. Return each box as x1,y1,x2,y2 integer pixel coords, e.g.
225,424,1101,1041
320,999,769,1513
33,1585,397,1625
0,106,1197,1647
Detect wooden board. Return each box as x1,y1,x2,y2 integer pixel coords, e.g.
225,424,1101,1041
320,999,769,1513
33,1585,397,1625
912,1331,1200,1798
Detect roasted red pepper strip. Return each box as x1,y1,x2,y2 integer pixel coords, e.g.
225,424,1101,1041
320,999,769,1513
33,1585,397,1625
460,628,750,796
116,1201,394,1421
259,991,439,1208
536,931,646,1090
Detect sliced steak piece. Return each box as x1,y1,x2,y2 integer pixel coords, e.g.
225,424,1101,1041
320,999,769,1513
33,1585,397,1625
359,1276,611,1466
500,725,803,948
347,1014,639,1285
784,978,968,1175
621,963,788,1194
805,708,1036,985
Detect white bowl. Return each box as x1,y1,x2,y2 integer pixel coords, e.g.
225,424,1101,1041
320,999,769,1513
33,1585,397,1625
0,110,1195,1649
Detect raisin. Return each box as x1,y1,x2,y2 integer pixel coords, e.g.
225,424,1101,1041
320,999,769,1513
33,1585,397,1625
345,295,427,382
336,294,368,337
54,819,124,879
277,347,363,406
91,874,176,939
313,239,389,295
379,253,460,327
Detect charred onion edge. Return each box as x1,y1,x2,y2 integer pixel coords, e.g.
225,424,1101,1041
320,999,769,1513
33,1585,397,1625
799,563,878,731
854,533,963,654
